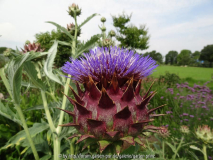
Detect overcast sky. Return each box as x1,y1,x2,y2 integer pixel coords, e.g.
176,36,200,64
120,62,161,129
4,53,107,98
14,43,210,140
0,0,213,57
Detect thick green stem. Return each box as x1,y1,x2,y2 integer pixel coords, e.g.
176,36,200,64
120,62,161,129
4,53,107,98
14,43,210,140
15,104,39,160
202,144,208,160
72,12,78,57
54,135,61,160
173,136,184,159
70,137,76,160
41,91,56,132
55,12,78,160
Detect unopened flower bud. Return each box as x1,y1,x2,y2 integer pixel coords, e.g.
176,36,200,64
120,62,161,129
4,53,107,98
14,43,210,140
68,3,81,17
109,30,116,37
180,125,190,134
158,126,170,139
101,26,106,32
195,125,213,144
67,23,81,36
103,39,113,47
101,17,106,23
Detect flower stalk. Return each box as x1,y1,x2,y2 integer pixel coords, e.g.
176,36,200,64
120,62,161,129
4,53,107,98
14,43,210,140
15,103,39,160
54,9,79,160
202,144,207,160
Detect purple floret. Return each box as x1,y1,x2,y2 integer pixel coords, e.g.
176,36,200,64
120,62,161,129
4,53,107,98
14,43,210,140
62,46,158,83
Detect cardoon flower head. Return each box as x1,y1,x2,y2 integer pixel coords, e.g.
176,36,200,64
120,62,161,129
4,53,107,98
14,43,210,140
62,47,158,83
195,125,213,144
68,3,81,17
60,46,163,153
180,125,190,134
158,127,170,139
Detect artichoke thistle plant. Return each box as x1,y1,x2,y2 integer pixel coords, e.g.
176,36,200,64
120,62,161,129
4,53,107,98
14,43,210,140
60,46,165,153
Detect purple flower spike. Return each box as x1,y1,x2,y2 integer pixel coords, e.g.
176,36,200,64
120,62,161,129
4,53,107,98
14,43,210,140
183,113,188,116
189,115,194,118
184,119,189,121
62,46,158,83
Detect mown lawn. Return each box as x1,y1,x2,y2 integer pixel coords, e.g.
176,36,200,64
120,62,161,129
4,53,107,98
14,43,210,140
151,65,213,89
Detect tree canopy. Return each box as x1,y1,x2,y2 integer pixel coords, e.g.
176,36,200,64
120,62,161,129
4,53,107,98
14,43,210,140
112,12,149,51
35,29,73,67
199,44,213,67
165,50,178,65
143,50,163,64
177,50,192,65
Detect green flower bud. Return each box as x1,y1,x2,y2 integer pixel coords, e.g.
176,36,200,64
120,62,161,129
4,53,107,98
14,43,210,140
109,30,116,37
68,3,81,17
101,26,106,32
101,17,106,23
67,23,81,37
180,125,190,134
195,125,213,144
103,39,113,47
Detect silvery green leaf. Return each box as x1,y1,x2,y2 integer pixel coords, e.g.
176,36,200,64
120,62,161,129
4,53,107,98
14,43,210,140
0,122,49,151
46,21,73,40
44,41,65,86
75,34,101,58
189,145,203,154
78,13,100,29
0,101,22,126
24,61,46,90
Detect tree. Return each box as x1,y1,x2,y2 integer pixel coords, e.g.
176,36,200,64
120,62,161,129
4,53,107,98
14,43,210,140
0,47,7,53
165,51,178,65
112,12,149,51
143,50,163,64
177,50,192,65
35,30,71,67
190,51,200,66
199,45,213,67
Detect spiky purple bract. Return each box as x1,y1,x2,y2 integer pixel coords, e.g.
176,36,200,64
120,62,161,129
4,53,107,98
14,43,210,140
60,46,164,153
62,46,158,83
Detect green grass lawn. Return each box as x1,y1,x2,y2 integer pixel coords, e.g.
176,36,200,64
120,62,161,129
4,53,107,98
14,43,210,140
151,65,213,89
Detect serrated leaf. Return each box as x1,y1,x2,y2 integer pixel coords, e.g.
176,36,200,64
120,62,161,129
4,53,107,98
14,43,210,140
23,61,46,90
1,122,49,150
189,145,203,153
6,52,48,104
21,81,37,88
44,40,64,86
46,21,73,40
186,149,199,160
57,40,71,46
25,101,61,111
0,67,12,97
0,54,9,68
165,141,178,155
78,13,100,29
0,101,22,126
75,34,101,58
